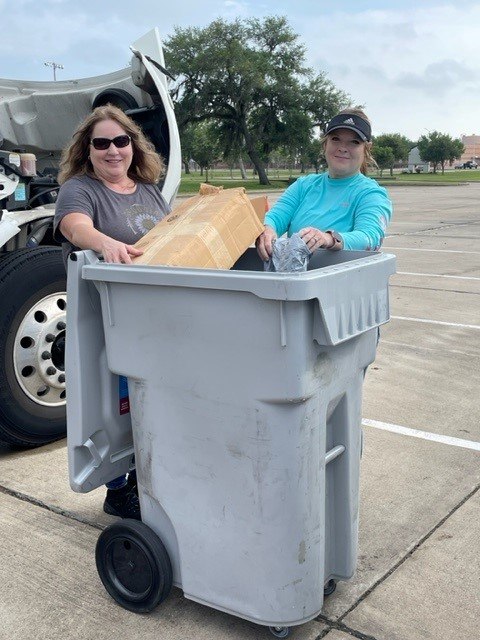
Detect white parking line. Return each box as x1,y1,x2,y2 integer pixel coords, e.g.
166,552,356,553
396,271,480,281
363,419,480,452
384,246,480,255
391,316,480,330
380,339,478,358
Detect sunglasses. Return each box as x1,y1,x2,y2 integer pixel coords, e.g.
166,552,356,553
90,135,131,150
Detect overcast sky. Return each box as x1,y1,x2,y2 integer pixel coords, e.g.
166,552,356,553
1,0,479,141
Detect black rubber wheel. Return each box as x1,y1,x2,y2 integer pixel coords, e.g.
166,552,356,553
324,578,337,597
0,248,67,446
92,89,139,112
96,520,173,613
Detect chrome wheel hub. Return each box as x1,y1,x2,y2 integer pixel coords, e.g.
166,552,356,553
13,292,67,406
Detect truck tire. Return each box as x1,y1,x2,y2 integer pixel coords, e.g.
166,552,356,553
0,248,67,447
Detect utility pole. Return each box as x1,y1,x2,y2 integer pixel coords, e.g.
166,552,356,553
44,61,64,81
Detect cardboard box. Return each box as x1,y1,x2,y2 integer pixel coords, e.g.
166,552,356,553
132,187,267,269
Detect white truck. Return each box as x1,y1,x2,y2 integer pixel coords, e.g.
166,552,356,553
0,28,181,446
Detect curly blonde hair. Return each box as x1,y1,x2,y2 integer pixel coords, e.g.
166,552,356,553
322,107,376,175
58,105,165,185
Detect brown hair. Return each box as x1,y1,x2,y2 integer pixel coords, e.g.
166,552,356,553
58,104,165,184
322,107,376,175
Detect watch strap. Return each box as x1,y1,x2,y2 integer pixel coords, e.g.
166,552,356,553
325,230,343,250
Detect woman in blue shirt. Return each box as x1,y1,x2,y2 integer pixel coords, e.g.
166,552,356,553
256,109,392,260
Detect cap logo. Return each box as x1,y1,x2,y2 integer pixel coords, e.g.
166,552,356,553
343,118,356,125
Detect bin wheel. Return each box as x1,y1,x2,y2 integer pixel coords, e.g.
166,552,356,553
324,579,337,597
269,627,290,638
95,519,173,613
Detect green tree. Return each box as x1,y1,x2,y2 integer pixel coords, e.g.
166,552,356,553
304,138,324,173
417,132,465,174
301,74,350,131
373,145,395,177
189,122,222,182
164,16,349,185
179,124,195,174
248,72,349,170
280,111,314,174
215,119,249,179
373,134,411,176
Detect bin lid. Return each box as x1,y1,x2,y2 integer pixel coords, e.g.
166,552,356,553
80,250,395,303
78,249,396,345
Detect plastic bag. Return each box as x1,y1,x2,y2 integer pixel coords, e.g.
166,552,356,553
264,233,311,272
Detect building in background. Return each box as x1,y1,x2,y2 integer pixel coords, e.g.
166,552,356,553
460,135,480,163
407,146,430,173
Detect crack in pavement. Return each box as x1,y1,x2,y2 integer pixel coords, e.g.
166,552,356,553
316,618,379,640
0,484,105,530
315,481,480,634
3,482,480,639
388,220,480,237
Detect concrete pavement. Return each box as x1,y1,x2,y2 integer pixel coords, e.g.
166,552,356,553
1,183,479,639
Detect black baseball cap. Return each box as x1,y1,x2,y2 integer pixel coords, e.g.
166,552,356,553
325,113,372,142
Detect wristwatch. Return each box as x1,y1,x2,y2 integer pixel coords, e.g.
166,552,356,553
325,230,343,250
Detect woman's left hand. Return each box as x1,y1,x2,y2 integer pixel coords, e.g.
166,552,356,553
299,227,333,251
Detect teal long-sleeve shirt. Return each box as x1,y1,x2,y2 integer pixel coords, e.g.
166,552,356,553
264,172,392,250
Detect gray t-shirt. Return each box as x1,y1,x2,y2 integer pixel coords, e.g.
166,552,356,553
53,175,171,265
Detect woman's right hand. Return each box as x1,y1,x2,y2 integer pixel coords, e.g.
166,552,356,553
59,213,144,264
60,212,143,264
256,225,277,261
99,237,143,264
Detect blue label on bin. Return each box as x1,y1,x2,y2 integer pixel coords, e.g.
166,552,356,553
119,375,130,415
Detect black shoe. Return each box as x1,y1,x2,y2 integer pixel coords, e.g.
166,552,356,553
103,486,141,520
126,469,138,494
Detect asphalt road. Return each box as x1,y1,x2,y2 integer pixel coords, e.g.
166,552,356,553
1,183,479,640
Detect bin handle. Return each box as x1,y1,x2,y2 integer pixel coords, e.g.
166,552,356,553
83,437,104,468
325,444,345,465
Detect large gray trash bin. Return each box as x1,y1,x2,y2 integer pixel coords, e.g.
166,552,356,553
67,247,395,633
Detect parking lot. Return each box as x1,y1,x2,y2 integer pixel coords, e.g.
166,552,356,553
1,183,479,640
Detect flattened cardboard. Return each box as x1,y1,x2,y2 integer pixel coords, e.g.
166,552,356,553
249,195,268,224
133,187,266,269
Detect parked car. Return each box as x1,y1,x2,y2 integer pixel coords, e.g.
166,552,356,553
455,161,478,169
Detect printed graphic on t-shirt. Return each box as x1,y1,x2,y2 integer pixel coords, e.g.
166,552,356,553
125,204,160,236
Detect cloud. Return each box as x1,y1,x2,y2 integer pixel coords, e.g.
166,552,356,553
0,7,140,78
0,1,261,77
396,60,478,95
221,1,251,19
295,4,480,138
2,1,480,139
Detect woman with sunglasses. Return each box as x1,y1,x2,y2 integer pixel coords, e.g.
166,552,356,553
54,104,170,265
54,105,171,520
256,108,392,260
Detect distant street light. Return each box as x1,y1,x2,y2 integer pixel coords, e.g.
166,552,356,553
44,61,64,81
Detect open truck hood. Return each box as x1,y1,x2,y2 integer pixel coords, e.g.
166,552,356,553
0,28,181,204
